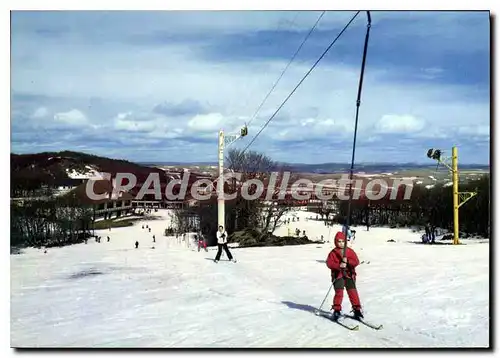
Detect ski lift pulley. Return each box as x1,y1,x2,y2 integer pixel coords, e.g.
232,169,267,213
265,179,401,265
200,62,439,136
241,125,248,137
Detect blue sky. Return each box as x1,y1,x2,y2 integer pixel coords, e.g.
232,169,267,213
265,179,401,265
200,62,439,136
11,11,490,164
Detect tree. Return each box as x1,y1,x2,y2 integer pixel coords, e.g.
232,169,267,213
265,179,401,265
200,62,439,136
226,148,299,235
190,149,299,242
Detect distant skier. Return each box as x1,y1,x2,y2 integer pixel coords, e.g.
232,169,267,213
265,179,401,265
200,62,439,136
153,235,156,243
135,241,139,249
424,224,431,243
350,230,356,242
214,225,234,262
342,224,354,242
430,225,436,243
107,236,110,242
197,234,208,252
326,231,363,320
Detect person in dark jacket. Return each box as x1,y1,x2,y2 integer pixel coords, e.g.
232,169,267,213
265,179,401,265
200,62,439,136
326,231,363,320
424,224,431,243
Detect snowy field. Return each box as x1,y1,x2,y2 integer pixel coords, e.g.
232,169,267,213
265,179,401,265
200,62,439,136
11,209,489,348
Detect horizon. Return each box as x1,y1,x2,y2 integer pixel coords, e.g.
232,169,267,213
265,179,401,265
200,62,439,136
137,160,490,167
10,149,490,167
11,10,490,164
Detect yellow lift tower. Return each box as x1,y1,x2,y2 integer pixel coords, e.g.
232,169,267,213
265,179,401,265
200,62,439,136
426,146,477,245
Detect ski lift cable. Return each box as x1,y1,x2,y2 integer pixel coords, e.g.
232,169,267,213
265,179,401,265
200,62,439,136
209,11,362,194
342,11,371,260
241,11,361,154
247,10,327,128
234,11,302,117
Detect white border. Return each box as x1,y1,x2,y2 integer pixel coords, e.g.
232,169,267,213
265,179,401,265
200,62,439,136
3,1,496,358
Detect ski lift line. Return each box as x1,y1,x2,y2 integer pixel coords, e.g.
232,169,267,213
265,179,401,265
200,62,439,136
242,11,361,154
200,11,360,194
234,11,302,119
342,11,371,260
247,11,327,127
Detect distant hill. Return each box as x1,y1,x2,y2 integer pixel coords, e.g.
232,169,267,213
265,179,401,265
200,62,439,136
11,151,169,197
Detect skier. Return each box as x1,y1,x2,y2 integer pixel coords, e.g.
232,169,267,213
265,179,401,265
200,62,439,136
197,234,208,252
342,223,355,242
153,235,156,243
326,231,363,320
350,230,356,242
424,224,430,243
135,241,139,249
214,225,234,262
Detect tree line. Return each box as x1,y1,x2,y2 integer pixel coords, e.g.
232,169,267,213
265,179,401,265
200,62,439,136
11,187,94,249
173,148,490,240
335,174,490,237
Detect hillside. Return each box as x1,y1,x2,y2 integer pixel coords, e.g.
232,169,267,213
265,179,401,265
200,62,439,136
10,151,209,198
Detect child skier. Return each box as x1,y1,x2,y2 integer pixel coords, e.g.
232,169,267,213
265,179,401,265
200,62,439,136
326,231,363,320
197,234,208,252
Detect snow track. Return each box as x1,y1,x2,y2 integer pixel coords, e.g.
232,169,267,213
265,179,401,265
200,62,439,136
11,210,489,348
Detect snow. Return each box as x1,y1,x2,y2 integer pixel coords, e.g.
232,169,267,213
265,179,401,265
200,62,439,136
444,182,453,187
11,209,489,348
66,167,105,180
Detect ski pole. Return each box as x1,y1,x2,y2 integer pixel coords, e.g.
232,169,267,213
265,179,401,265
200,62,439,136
316,282,333,314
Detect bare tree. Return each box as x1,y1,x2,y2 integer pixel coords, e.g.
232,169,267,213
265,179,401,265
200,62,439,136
225,149,299,236
226,148,277,175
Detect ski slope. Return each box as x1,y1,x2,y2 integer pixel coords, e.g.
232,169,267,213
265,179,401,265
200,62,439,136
10,210,489,348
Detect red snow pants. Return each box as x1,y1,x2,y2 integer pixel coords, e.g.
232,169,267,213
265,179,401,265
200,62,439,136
332,277,362,311
198,240,207,251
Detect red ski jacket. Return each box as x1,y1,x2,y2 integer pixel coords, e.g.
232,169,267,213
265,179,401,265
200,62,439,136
326,247,360,281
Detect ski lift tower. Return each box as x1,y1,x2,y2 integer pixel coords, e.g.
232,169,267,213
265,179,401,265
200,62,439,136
426,146,477,245
217,125,248,230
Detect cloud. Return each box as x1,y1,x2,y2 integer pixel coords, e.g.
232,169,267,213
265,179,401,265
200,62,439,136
31,106,48,118
10,11,490,164
53,109,88,127
187,113,225,133
113,112,156,132
153,99,208,116
375,114,426,134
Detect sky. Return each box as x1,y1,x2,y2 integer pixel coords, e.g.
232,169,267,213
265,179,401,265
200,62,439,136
11,10,490,164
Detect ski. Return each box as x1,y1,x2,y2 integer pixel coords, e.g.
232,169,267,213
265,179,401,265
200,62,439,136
317,312,359,330
344,315,383,330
